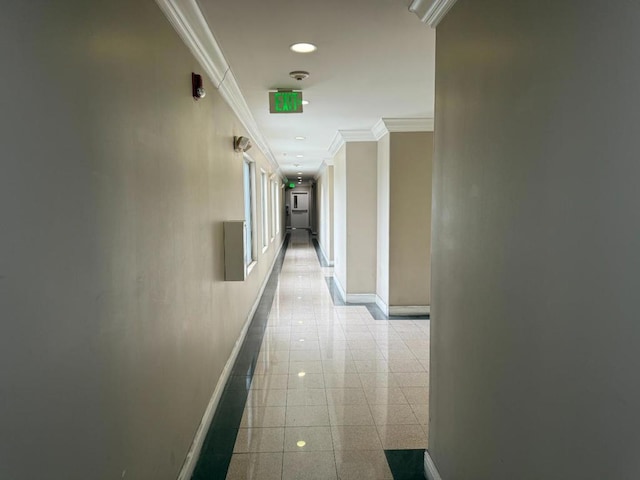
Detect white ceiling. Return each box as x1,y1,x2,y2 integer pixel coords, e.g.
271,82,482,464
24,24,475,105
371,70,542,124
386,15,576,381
196,0,436,179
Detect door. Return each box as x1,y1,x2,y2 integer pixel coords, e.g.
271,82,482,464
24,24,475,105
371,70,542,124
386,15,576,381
291,191,309,228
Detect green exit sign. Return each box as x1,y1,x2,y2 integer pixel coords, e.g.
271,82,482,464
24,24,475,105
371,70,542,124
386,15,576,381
269,91,303,114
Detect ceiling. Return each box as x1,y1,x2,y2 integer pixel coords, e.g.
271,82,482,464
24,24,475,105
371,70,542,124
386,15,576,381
196,0,436,180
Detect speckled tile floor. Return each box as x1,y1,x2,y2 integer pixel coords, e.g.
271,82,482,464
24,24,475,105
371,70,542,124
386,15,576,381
192,230,430,479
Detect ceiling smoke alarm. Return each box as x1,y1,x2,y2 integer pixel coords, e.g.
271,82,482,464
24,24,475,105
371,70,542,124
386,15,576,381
289,71,310,81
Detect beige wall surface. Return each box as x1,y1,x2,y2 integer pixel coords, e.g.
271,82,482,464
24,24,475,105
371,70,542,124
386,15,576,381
389,132,433,306
430,1,640,479
333,146,348,292
345,142,378,295
0,1,282,479
376,134,391,306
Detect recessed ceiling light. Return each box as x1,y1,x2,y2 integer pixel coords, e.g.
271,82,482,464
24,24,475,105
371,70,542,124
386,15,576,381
297,440,306,448
295,136,306,140
290,43,317,53
297,172,303,175
301,100,309,105
296,155,304,158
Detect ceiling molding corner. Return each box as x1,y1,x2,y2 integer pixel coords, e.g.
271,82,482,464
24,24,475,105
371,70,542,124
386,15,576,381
155,0,279,172
328,131,346,159
408,0,458,28
371,119,389,140
381,117,434,132
338,130,377,142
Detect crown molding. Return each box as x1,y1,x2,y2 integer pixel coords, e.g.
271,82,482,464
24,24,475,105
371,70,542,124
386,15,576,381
155,0,280,174
338,130,377,142
327,118,434,157
327,131,346,159
384,117,435,133
371,119,390,140
372,117,435,140
408,0,458,28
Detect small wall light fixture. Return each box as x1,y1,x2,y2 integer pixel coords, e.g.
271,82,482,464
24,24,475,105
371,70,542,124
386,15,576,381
234,136,252,152
192,73,206,100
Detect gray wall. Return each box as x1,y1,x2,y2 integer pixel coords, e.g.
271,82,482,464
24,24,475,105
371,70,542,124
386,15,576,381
0,1,282,479
430,1,640,479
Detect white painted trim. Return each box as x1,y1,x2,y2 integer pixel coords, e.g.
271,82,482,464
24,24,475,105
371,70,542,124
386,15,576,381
346,293,377,304
154,0,280,174
328,131,346,160
424,450,443,480
333,275,347,303
372,117,435,140
375,295,389,316
383,117,435,133
177,237,286,480
409,0,458,28
389,305,431,316
371,119,390,140
339,129,377,142
154,0,227,85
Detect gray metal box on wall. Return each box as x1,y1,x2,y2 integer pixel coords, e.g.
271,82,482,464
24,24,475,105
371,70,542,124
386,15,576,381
224,221,246,281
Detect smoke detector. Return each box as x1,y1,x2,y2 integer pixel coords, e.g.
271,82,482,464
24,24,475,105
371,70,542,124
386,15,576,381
289,71,310,81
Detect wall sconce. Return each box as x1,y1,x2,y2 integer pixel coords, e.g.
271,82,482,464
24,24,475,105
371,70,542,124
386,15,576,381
234,136,252,152
192,73,206,100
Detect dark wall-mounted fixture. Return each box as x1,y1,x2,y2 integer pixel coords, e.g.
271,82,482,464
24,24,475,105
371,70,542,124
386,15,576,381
192,73,206,100
234,136,252,153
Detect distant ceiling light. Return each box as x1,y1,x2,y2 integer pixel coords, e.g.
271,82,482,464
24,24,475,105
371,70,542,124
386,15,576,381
289,70,310,81
301,100,309,105
290,43,317,53
297,172,302,175
295,136,306,140
296,155,304,158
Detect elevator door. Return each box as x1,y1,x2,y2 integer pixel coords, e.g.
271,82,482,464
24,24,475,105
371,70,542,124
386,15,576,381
291,191,309,229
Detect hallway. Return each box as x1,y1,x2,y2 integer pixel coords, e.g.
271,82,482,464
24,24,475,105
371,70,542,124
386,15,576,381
201,231,430,479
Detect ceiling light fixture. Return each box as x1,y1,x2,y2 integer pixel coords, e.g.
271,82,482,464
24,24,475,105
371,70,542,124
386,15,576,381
301,100,309,106
295,136,306,140
296,155,304,158
290,43,317,53
297,172,302,175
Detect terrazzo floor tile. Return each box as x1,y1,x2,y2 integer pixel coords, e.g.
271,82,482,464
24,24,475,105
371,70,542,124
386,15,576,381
196,232,430,479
